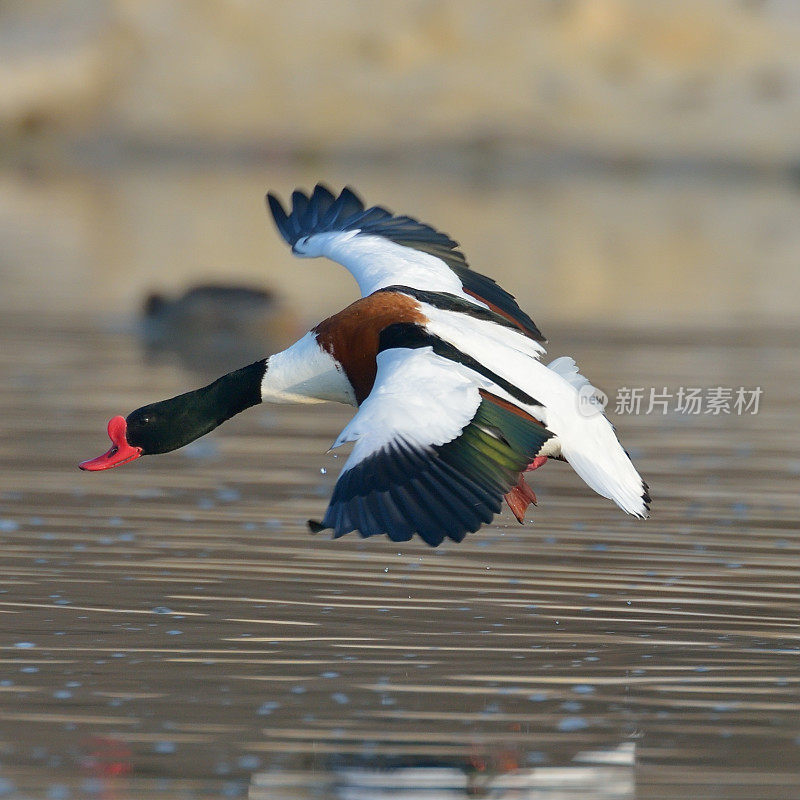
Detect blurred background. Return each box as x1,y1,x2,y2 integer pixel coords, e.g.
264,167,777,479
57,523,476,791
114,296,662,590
2,4,800,797
2,0,800,332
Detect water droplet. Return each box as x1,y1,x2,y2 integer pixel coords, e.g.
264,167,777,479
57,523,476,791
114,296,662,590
557,716,589,732
257,701,280,715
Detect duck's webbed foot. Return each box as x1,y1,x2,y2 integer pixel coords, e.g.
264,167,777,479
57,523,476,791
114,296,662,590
504,475,538,524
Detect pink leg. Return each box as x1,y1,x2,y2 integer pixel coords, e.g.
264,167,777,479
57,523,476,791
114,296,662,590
504,458,548,523
526,456,548,472
504,475,538,523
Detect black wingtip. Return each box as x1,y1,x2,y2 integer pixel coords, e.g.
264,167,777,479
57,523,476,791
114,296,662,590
308,519,327,534
265,192,282,216
266,185,365,246
641,480,652,516
266,192,293,245
340,185,363,204
310,183,336,205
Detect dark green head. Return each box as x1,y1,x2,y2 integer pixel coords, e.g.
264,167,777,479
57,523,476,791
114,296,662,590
79,360,266,471
124,392,218,455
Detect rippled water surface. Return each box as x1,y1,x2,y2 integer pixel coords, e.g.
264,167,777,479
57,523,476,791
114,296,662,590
0,166,799,798
1,316,798,799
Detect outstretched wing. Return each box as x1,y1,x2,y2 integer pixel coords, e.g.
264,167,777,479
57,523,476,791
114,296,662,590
313,345,554,546
266,184,545,342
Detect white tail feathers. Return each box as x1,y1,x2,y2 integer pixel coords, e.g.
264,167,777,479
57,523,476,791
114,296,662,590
563,435,650,518
549,356,650,518
548,356,594,392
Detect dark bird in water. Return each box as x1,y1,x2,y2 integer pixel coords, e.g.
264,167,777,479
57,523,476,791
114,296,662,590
141,283,299,375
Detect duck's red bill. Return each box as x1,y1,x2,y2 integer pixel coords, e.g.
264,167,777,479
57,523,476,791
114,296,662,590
79,416,143,471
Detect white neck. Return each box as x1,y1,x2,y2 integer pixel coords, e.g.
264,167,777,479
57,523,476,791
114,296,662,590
261,332,356,406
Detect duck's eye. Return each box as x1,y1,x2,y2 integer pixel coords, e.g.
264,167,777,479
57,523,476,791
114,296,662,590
141,415,151,425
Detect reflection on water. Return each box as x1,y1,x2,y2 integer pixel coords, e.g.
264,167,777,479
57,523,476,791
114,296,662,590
251,741,635,799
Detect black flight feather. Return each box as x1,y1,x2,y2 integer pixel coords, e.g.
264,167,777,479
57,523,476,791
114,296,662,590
317,382,554,545
266,184,545,342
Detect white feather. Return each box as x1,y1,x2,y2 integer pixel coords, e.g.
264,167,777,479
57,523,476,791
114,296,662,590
296,231,480,303
424,309,648,518
547,356,592,391
332,347,483,473
417,302,547,361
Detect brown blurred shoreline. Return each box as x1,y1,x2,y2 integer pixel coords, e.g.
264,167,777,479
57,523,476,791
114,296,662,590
3,0,800,330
